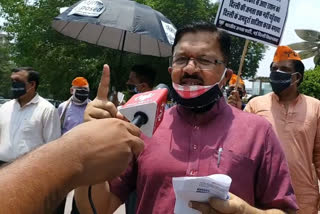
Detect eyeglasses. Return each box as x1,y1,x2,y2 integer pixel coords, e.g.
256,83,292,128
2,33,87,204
171,56,225,70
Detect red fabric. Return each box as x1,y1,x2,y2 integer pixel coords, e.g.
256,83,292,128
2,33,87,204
172,83,214,99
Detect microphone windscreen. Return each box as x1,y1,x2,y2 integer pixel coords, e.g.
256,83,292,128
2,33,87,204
154,83,170,91
119,89,168,137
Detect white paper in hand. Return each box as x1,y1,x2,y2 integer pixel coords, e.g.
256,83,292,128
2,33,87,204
172,174,232,214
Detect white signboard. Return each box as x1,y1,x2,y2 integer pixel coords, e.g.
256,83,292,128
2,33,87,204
161,21,177,45
215,0,289,46
68,0,105,17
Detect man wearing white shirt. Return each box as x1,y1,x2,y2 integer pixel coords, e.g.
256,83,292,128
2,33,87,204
0,67,61,164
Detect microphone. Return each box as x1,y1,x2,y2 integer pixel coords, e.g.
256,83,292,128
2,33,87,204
119,86,168,137
154,83,170,91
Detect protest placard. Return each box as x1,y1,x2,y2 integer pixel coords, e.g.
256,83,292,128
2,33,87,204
215,0,289,46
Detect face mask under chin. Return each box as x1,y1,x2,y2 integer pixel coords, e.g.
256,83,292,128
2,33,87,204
172,84,223,113
172,68,227,113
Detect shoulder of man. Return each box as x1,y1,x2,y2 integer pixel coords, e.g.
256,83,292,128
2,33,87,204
0,99,15,112
248,93,272,104
245,93,273,111
57,100,68,109
233,103,273,127
37,96,57,111
301,94,320,105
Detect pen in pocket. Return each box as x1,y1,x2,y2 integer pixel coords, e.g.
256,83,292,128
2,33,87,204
217,147,223,168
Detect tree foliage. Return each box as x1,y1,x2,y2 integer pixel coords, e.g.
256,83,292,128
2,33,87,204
0,0,265,100
299,66,320,100
0,36,15,98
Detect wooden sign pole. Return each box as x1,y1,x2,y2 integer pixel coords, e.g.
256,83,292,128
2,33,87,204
236,39,250,88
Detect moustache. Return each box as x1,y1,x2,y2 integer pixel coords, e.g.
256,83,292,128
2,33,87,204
180,74,203,82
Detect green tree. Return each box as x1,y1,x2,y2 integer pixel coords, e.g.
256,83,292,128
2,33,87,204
299,66,320,100
0,0,265,100
228,38,266,79
0,34,15,98
137,0,266,79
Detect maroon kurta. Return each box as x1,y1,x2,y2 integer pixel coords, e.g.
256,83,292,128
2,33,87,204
110,98,298,213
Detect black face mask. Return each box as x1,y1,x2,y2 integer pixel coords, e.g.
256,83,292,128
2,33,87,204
11,81,27,99
226,87,244,99
269,71,293,95
74,89,89,102
172,84,223,113
127,84,139,94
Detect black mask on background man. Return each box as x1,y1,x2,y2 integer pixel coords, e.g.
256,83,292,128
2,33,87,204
74,88,89,102
11,81,27,99
269,71,298,95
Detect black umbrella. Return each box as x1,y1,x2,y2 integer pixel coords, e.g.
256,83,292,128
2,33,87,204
52,0,176,57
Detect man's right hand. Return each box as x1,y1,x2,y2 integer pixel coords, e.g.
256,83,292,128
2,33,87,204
227,90,242,110
62,118,144,187
84,64,124,122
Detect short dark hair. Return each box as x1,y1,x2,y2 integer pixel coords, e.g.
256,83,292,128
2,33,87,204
270,60,305,85
292,60,305,85
12,67,40,90
172,22,231,64
131,64,156,88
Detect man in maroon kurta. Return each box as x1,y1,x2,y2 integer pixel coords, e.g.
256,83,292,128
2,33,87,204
75,22,298,214
110,99,297,213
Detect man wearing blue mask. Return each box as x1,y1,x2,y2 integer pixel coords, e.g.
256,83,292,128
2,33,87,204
0,67,61,165
245,46,320,213
126,64,156,94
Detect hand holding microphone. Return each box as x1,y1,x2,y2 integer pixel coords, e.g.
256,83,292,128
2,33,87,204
119,86,168,137
81,64,167,214
84,64,168,137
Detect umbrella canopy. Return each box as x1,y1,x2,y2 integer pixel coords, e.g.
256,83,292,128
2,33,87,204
52,0,176,57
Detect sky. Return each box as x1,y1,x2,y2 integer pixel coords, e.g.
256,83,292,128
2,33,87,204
1,0,320,78
210,0,320,77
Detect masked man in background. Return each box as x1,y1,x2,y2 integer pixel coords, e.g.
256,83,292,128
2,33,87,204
245,46,320,213
0,67,60,165
58,77,90,135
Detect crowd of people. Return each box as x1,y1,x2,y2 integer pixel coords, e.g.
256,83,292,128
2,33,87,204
0,21,319,214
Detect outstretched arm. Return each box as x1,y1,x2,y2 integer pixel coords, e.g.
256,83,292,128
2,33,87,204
0,118,143,214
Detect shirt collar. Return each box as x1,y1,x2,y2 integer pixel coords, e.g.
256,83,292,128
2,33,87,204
176,98,227,126
15,93,40,109
271,92,302,105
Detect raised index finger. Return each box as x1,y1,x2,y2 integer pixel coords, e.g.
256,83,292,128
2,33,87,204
97,64,110,101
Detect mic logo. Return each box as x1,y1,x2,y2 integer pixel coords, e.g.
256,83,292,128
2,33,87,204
135,93,155,102
157,103,165,122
